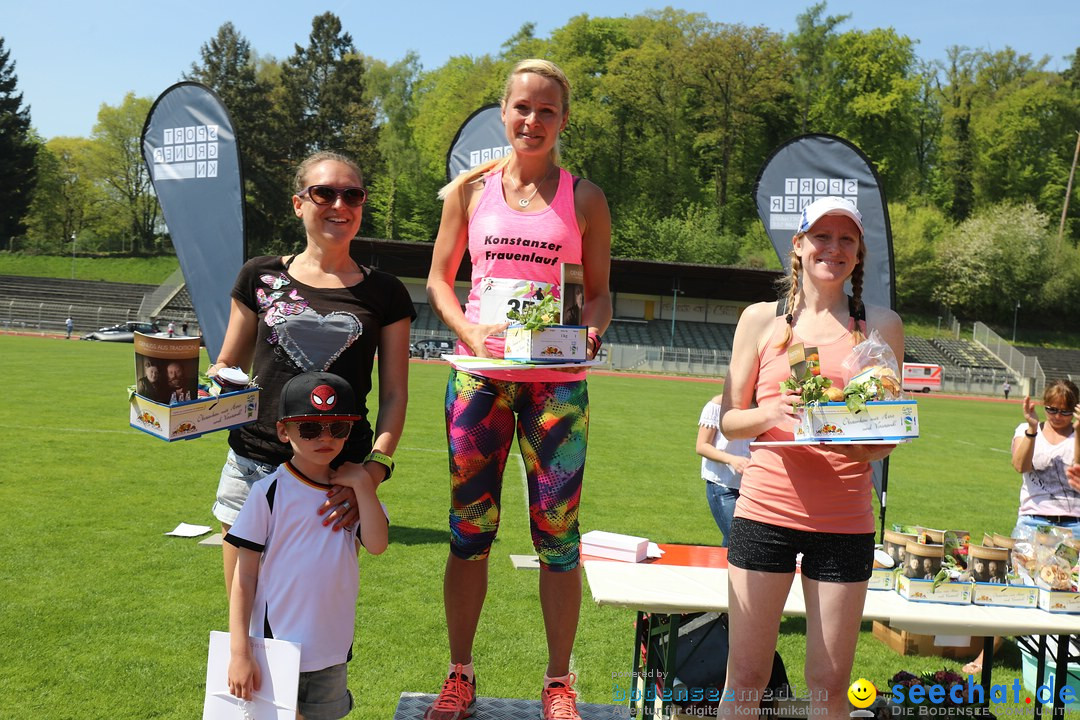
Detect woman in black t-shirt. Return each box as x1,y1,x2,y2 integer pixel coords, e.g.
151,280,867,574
208,150,415,597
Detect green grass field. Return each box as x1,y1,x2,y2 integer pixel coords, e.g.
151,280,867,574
0,333,1048,719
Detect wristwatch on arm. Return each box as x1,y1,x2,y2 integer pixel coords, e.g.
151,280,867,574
364,451,394,482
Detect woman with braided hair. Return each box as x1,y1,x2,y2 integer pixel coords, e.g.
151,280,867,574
718,196,904,717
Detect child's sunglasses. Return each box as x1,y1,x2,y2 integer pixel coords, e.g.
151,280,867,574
293,420,353,440
298,185,367,207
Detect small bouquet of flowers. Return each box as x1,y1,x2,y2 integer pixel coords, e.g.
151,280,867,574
779,330,903,412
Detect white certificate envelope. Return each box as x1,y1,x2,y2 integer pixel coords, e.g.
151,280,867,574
203,631,301,720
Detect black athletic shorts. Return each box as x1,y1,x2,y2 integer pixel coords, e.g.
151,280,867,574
726,516,874,583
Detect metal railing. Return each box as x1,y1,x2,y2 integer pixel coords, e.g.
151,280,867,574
973,321,1045,397
0,298,200,337
600,343,730,376
1,299,138,335
138,267,185,320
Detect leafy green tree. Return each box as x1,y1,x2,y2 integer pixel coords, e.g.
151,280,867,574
932,202,1051,320
547,14,636,185
911,59,943,198
1037,241,1080,314
281,14,378,175
87,93,159,254
0,37,38,250
688,22,794,230
364,52,439,240
25,137,103,253
787,2,850,133
616,203,743,264
273,13,380,243
971,72,1080,220
412,55,505,182
499,22,547,60
811,28,922,197
186,22,290,254
599,10,705,213
889,202,950,313
937,47,976,220
1065,47,1080,90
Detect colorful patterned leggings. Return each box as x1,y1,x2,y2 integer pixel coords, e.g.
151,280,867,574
444,369,589,571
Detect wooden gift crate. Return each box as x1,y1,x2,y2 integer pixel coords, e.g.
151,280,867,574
872,620,982,658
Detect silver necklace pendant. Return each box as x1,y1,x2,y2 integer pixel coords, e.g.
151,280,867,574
513,166,554,209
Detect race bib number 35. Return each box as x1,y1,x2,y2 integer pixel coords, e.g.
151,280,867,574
478,277,556,325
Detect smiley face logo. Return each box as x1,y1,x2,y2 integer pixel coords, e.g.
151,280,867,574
848,678,876,709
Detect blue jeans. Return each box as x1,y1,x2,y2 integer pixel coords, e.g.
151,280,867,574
1014,514,1080,537
706,481,740,547
211,449,276,526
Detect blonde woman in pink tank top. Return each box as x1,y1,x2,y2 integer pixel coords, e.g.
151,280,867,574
425,60,612,720
718,197,904,718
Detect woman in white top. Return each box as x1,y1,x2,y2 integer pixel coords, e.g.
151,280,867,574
964,378,1080,676
1012,379,1080,533
696,394,752,547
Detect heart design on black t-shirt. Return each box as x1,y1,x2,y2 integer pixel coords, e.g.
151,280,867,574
276,309,362,370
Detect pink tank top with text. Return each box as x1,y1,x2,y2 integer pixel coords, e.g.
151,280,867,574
457,167,585,382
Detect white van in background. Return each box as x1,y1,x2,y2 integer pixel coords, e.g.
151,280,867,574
902,362,942,393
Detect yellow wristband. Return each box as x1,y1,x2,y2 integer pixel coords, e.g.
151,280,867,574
364,451,394,481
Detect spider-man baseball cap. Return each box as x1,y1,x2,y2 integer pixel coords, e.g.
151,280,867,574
278,371,361,422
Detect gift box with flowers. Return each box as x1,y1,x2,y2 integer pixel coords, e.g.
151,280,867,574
782,331,918,443
889,527,972,604
967,532,1038,608
886,524,1042,607
502,288,587,363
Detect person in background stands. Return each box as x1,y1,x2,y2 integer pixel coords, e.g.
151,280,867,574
696,393,751,547
966,380,1080,676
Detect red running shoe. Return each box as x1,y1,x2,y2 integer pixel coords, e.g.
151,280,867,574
541,674,581,720
424,665,476,720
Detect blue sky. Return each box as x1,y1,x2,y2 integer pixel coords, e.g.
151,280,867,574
3,1,1077,140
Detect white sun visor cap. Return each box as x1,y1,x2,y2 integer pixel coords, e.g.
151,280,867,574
798,196,864,237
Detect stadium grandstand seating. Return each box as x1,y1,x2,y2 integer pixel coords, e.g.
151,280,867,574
412,306,740,353
0,274,203,335
9,274,1078,387
413,304,451,336
1015,346,1080,383
903,337,955,368
1,275,155,333
168,286,194,315
2,275,152,312
903,336,1015,383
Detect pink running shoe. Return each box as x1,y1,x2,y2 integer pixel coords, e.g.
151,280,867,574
424,665,476,720
541,674,581,720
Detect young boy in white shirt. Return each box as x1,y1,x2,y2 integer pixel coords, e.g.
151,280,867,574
225,371,388,719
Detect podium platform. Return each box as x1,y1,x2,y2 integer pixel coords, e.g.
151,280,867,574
393,692,627,720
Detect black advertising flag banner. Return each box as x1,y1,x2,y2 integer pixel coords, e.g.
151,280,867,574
140,82,244,362
445,104,508,182
753,133,895,539
753,133,894,310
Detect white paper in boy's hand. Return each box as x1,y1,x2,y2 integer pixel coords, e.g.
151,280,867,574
166,522,212,537
203,631,300,719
